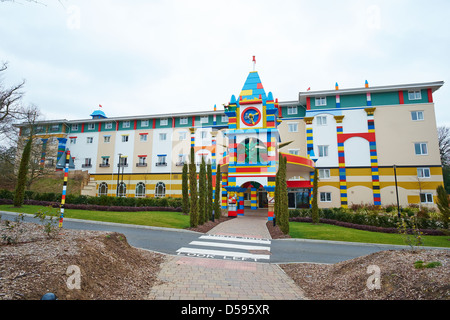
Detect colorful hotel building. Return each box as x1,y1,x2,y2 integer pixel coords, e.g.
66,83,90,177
18,68,444,218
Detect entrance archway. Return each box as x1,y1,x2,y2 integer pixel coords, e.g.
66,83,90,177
238,181,269,218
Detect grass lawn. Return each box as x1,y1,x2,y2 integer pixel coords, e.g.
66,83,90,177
0,204,190,229
289,221,450,248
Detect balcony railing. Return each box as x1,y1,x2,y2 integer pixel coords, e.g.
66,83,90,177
82,164,92,168
136,163,147,167
99,164,110,168
175,161,185,166
155,162,167,167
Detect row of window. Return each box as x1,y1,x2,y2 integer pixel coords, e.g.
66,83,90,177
313,90,424,107
319,191,433,204
84,154,192,168
70,115,229,132
98,181,166,197
313,167,432,179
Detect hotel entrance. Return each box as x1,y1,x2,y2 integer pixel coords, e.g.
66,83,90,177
288,188,310,209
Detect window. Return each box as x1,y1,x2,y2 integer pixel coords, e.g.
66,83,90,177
200,116,208,124
122,135,129,142
70,138,77,144
414,142,428,155
71,124,79,131
417,167,431,178
177,154,186,166
141,120,149,127
315,97,327,106
287,106,297,115
105,122,113,129
87,137,93,144
411,111,424,121
420,193,433,204
122,121,130,128
117,182,126,197
155,182,166,198
36,126,44,133
119,157,128,167
179,131,187,141
288,123,298,132
408,90,422,100
180,117,188,125
140,134,148,142
135,182,146,198
157,155,167,166
88,123,95,130
319,169,331,179
98,183,108,196
137,157,147,166
318,145,329,157
159,133,167,141
51,124,59,132
288,149,299,155
320,192,332,202
101,157,109,166
82,158,92,168
104,136,111,143
222,114,228,123
160,118,168,126
316,116,327,125
201,131,208,139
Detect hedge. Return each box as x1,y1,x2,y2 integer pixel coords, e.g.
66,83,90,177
0,189,182,212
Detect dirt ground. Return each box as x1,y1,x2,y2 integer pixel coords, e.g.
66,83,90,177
1,218,449,300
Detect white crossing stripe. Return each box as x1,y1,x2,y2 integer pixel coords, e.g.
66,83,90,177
176,247,271,260
199,234,271,245
189,241,271,252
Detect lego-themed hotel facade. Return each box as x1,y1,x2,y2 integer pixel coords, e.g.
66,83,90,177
20,68,444,218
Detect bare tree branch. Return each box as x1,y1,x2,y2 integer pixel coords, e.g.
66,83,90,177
438,126,450,167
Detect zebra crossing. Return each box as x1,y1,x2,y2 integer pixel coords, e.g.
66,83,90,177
176,234,272,262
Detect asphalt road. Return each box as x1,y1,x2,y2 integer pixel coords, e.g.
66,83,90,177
1,211,446,264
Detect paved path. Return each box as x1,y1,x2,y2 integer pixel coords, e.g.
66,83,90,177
148,211,306,300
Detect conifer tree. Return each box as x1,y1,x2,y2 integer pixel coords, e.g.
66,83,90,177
182,162,189,215
189,147,198,227
279,154,289,234
311,165,320,224
214,164,222,220
13,136,33,207
436,185,449,229
198,156,206,225
207,161,213,220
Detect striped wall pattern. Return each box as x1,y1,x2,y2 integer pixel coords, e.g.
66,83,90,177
335,116,348,208
366,108,381,206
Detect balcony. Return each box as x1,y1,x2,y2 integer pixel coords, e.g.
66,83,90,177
136,163,147,167
155,162,167,167
82,164,92,168
99,164,110,168
117,163,128,168
175,162,185,166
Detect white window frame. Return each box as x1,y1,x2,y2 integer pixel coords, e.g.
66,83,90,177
141,120,149,127
318,145,329,157
180,117,188,125
320,192,332,202
155,182,166,198
411,111,424,121
138,157,147,165
160,118,168,126
105,122,113,129
288,149,299,155
87,123,95,130
103,136,111,143
159,133,167,141
319,169,331,179
221,114,228,123
288,123,298,132
86,137,93,144
316,115,327,126
414,142,428,155
201,131,208,139
315,97,327,106
179,131,187,141
135,182,146,198
71,124,79,131
122,135,129,142
287,106,297,115
122,121,130,128
420,193,433,204
140,134,148,142
70,138,77,144
200,116,209,124
417,167,431,178
408,90,422,100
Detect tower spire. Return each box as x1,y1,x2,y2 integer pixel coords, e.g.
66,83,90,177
252,56,256,71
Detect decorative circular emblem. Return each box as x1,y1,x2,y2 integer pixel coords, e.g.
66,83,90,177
241,107,261,126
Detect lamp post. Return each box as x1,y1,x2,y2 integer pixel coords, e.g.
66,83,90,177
393,164,401,218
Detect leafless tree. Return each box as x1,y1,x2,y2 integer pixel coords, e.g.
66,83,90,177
438,126,450,167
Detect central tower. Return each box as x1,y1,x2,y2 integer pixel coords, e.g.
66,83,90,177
223,69,280,220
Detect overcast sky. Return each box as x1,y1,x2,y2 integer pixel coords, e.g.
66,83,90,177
1,0,449,127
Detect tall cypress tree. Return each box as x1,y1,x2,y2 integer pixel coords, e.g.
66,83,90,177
14,136,33,208
279,154,289,234
214,164,222,220
198,157,206,225
311,166,320,224
189,147,198,227
182,162,189,215
207,161,213,221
